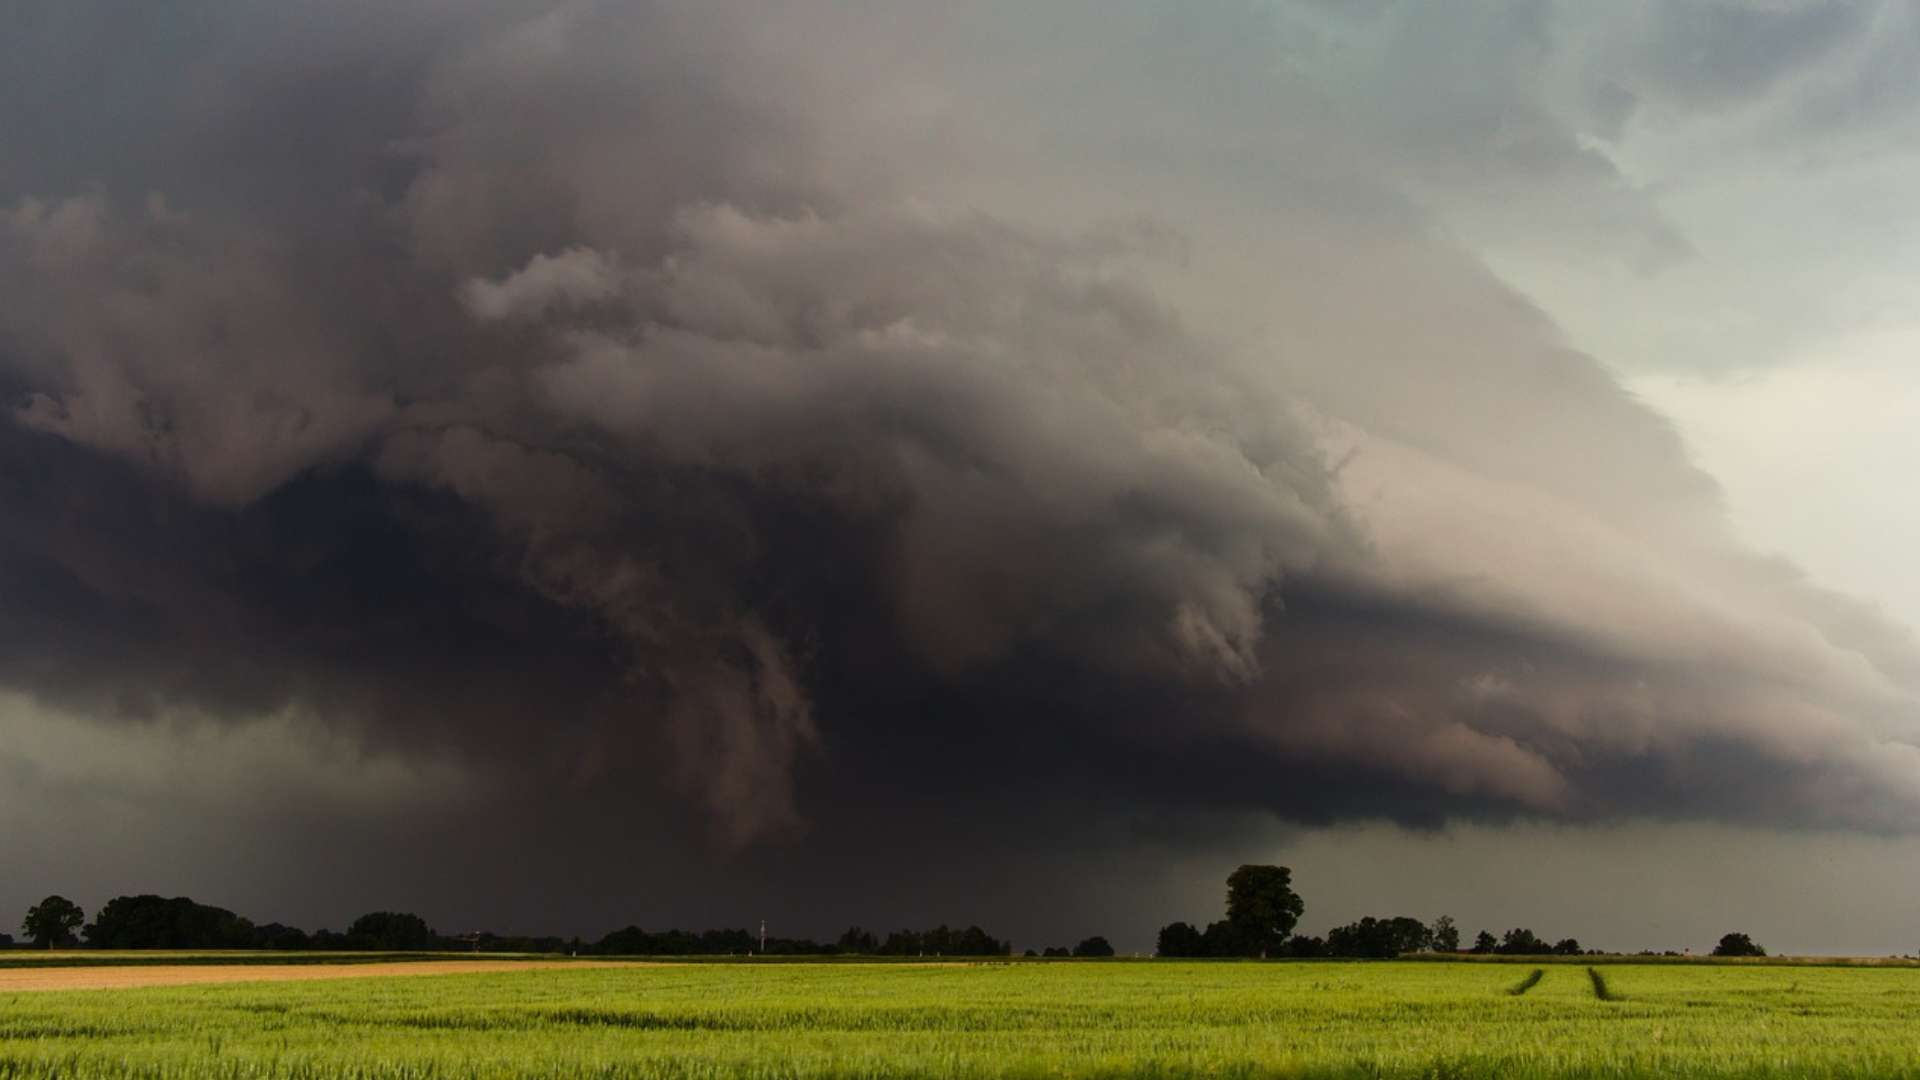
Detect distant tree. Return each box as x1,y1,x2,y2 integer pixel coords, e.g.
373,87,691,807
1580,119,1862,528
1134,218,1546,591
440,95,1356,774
873,926,1006,957
595,926,657,955
760,934,836,956
1224,865,1304,958
1072,936,1115,958
1325,916,1432,958
1023,948,1039,957
0,932,12,947
837,927,878,953
1471,930,1498,954
22,896,84,948
1286,934,1326,958
955,925,1011,956
347,911,439,951
592,926,841,956
1497,928,1549,956
251,923,311,950
1156,921,1205,958
1430,915,1459,953
921,925,958,956
1712,932,1766,958
699,928,755,954
1388,916,1433,954
1551,938,1583,956
1042,946,1071,957
1326,917,1383,958
84,896,258,949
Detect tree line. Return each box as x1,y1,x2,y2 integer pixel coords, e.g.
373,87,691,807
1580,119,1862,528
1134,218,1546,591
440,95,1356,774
1150,867,1769,960
14,880,1773,959
13,894,1024,956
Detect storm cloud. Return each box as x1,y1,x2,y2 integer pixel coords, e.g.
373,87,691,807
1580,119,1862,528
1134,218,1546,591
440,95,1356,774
6,1,1920,945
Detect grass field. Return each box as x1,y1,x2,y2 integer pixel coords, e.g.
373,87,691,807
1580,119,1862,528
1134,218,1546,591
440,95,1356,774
7,959,1920,1078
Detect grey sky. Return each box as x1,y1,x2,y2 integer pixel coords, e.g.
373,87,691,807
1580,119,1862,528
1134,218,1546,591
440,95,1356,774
4,1,1920,954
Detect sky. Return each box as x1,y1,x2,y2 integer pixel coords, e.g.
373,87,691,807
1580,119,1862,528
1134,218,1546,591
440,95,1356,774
5,0,1920,956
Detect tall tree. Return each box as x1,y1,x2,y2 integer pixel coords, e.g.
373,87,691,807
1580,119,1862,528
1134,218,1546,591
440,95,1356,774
1471,930,1498,954
1224,865,1304,958
1430,915,1459,953
22,895,84,948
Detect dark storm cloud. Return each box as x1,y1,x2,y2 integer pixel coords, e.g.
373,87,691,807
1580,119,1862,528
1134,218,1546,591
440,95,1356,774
5,0,1920,930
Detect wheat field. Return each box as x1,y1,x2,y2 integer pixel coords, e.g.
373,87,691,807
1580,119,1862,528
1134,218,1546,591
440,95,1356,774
5,958,1920,1078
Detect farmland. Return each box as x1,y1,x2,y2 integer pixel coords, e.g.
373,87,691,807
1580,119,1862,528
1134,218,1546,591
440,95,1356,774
7,959,1920,1078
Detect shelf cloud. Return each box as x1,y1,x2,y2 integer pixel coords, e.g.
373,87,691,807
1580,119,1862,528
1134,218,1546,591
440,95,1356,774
5,0,1920,942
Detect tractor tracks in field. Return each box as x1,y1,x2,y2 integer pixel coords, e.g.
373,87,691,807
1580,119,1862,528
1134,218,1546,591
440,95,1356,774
1506,968,1545,996
1502,966,1622,1001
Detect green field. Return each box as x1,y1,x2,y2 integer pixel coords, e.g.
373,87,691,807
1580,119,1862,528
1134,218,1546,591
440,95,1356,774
7,959,1920,1078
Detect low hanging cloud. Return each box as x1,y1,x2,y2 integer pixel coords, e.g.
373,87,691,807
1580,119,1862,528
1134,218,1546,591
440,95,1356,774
3,0,1919,874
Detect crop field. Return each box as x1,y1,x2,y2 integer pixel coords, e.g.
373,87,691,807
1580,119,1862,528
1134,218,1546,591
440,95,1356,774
7,959,1920,1079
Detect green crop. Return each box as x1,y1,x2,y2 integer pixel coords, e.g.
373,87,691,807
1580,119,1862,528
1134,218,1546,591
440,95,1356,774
6,960,1920,1078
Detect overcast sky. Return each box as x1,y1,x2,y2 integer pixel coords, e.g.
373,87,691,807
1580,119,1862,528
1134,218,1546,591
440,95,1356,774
6,1,1920,955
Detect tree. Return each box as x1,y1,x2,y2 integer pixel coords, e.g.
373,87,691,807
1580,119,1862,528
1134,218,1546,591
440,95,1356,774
22,896,84,948
596,926,658,955
1497,928,1549,956
1324,917,1388,958
347,911,439,951
0,932,12,947
1200,919,1253,958
1471,930,1498,954
1712,932,1766,958
1286,934,1327,958
1430,915,1459,953
953,925,1010,956
1551,938,1583,956
85,896,255,949
252,923,311,950
1072,936,1115,958
1042,946,1070,957
1325,916,1432,958
921,925,960,956
1156,921,1205,958
1386,916,1433,954
836,927,878,953
1224,865,1304,958
874,925,1008,957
